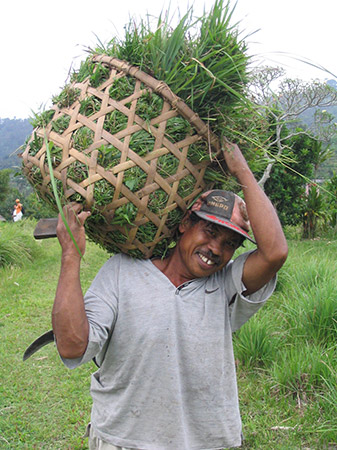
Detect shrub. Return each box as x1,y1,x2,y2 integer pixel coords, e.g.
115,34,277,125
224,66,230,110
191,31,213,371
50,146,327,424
0,220,40,267
233,313,282,368
319,353,337,416
271,344,333,397
279,262,337,346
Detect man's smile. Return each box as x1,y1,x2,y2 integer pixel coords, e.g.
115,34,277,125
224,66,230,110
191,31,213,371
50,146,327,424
196,250,220,268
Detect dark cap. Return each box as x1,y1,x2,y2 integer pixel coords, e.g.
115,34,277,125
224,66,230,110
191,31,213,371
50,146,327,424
191,190,256,243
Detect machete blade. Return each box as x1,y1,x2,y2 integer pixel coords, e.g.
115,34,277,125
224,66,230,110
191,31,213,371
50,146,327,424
23,330,55,361
33,218,58,239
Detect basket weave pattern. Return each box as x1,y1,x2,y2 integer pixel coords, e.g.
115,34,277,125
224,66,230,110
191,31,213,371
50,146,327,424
22,55,220,257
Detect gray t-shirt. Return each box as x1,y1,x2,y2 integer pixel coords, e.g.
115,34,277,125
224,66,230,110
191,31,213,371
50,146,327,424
63,251,276,450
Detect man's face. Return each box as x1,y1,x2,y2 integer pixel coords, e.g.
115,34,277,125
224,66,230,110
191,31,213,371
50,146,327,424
176,216,243,280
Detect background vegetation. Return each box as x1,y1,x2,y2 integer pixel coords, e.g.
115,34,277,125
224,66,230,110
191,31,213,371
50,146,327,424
0,2,336,447
0,220,336,448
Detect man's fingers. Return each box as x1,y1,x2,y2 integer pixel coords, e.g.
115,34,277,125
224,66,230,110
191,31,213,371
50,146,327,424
222,140,237,153
77,210,91,226
61,203,83,222
58,203,91,228
67,203,83,215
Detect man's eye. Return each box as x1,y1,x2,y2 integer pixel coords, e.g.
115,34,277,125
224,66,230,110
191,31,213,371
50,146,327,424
206,229,216,238
226,241,237,249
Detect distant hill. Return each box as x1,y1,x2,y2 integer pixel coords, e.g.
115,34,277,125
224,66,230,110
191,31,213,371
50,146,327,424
327,79,337,90
0,118,33,170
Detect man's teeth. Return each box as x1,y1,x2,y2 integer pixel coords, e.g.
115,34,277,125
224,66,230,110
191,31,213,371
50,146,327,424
199,254,215,265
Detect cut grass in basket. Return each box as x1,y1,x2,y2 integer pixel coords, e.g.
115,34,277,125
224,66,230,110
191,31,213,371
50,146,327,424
92,0,250,137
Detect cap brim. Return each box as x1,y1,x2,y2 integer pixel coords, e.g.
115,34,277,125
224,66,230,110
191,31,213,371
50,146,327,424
194,211,256,244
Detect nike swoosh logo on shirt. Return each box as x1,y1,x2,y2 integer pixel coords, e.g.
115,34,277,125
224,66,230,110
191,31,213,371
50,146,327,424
205,287,220,294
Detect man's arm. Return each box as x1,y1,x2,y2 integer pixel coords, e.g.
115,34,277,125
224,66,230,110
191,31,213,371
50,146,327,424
222,142,288,295
52,203,91,359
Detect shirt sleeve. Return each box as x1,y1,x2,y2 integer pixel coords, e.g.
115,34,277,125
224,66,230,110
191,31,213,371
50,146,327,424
224,251,277,332
61,255,120,369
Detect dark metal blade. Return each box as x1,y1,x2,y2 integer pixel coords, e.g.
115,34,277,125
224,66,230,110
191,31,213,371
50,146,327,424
33,218,58,239
23,330,55,361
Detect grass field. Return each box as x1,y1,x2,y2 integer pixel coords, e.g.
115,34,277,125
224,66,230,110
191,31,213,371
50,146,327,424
0,219,336,449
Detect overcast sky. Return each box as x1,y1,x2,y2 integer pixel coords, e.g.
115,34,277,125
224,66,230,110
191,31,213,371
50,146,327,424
1,0,336,119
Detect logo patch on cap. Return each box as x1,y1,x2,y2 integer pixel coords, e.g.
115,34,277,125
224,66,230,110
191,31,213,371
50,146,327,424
206,194,231,213
212,195,229,203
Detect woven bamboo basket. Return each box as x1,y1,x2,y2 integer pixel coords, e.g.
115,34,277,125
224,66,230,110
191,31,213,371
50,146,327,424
22,55,223,258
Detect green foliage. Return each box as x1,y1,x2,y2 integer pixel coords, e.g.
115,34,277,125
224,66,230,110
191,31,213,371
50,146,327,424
322,171,337,229
234,237,337,428
0,169,55,221
0,230,108,449
265,136,337,237
320,362,337,416
281,262,337,344
52,86,81,108
264,131,317,227
24,191,57,220
0,220,41,267
299,102,337,181
317,141,337,179
310,139,334,177
0,178,21,221
29,109,55,129
233,313,281,368
0,168,12,203
271,344,334,395
302,184,326,238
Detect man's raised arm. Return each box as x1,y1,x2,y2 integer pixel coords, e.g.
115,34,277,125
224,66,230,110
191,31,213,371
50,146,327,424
52,204,91,359
222,142,288,294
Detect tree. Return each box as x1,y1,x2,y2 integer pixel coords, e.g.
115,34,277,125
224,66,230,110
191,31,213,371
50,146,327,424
322,172,337,230
0,169,12,203
264,131,317,226
24,191,57,220
310,139,334,179
247,67,337,189
302,185,325,239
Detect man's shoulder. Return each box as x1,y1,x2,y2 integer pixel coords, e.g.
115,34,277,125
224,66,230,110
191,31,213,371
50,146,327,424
105,252,146,268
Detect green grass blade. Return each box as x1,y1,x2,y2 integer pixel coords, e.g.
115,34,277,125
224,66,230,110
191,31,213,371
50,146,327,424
43,131,83,258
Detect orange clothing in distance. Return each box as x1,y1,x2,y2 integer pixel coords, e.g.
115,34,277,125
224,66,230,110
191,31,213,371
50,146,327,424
14,202,22,214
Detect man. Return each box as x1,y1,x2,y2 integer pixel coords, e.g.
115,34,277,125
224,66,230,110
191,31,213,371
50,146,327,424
13,198,23,222
52,142,288,449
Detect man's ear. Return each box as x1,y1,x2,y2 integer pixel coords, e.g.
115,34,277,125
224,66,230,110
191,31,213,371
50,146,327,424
179,211,192,234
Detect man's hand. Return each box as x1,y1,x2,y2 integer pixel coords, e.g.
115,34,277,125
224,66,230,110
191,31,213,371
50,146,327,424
221,140,250,178
56,203,91,258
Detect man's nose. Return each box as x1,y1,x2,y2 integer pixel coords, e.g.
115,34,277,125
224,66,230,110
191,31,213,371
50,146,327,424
207,237,223,256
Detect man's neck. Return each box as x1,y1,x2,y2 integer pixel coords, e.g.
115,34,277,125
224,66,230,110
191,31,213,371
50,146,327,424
152,251,193,287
